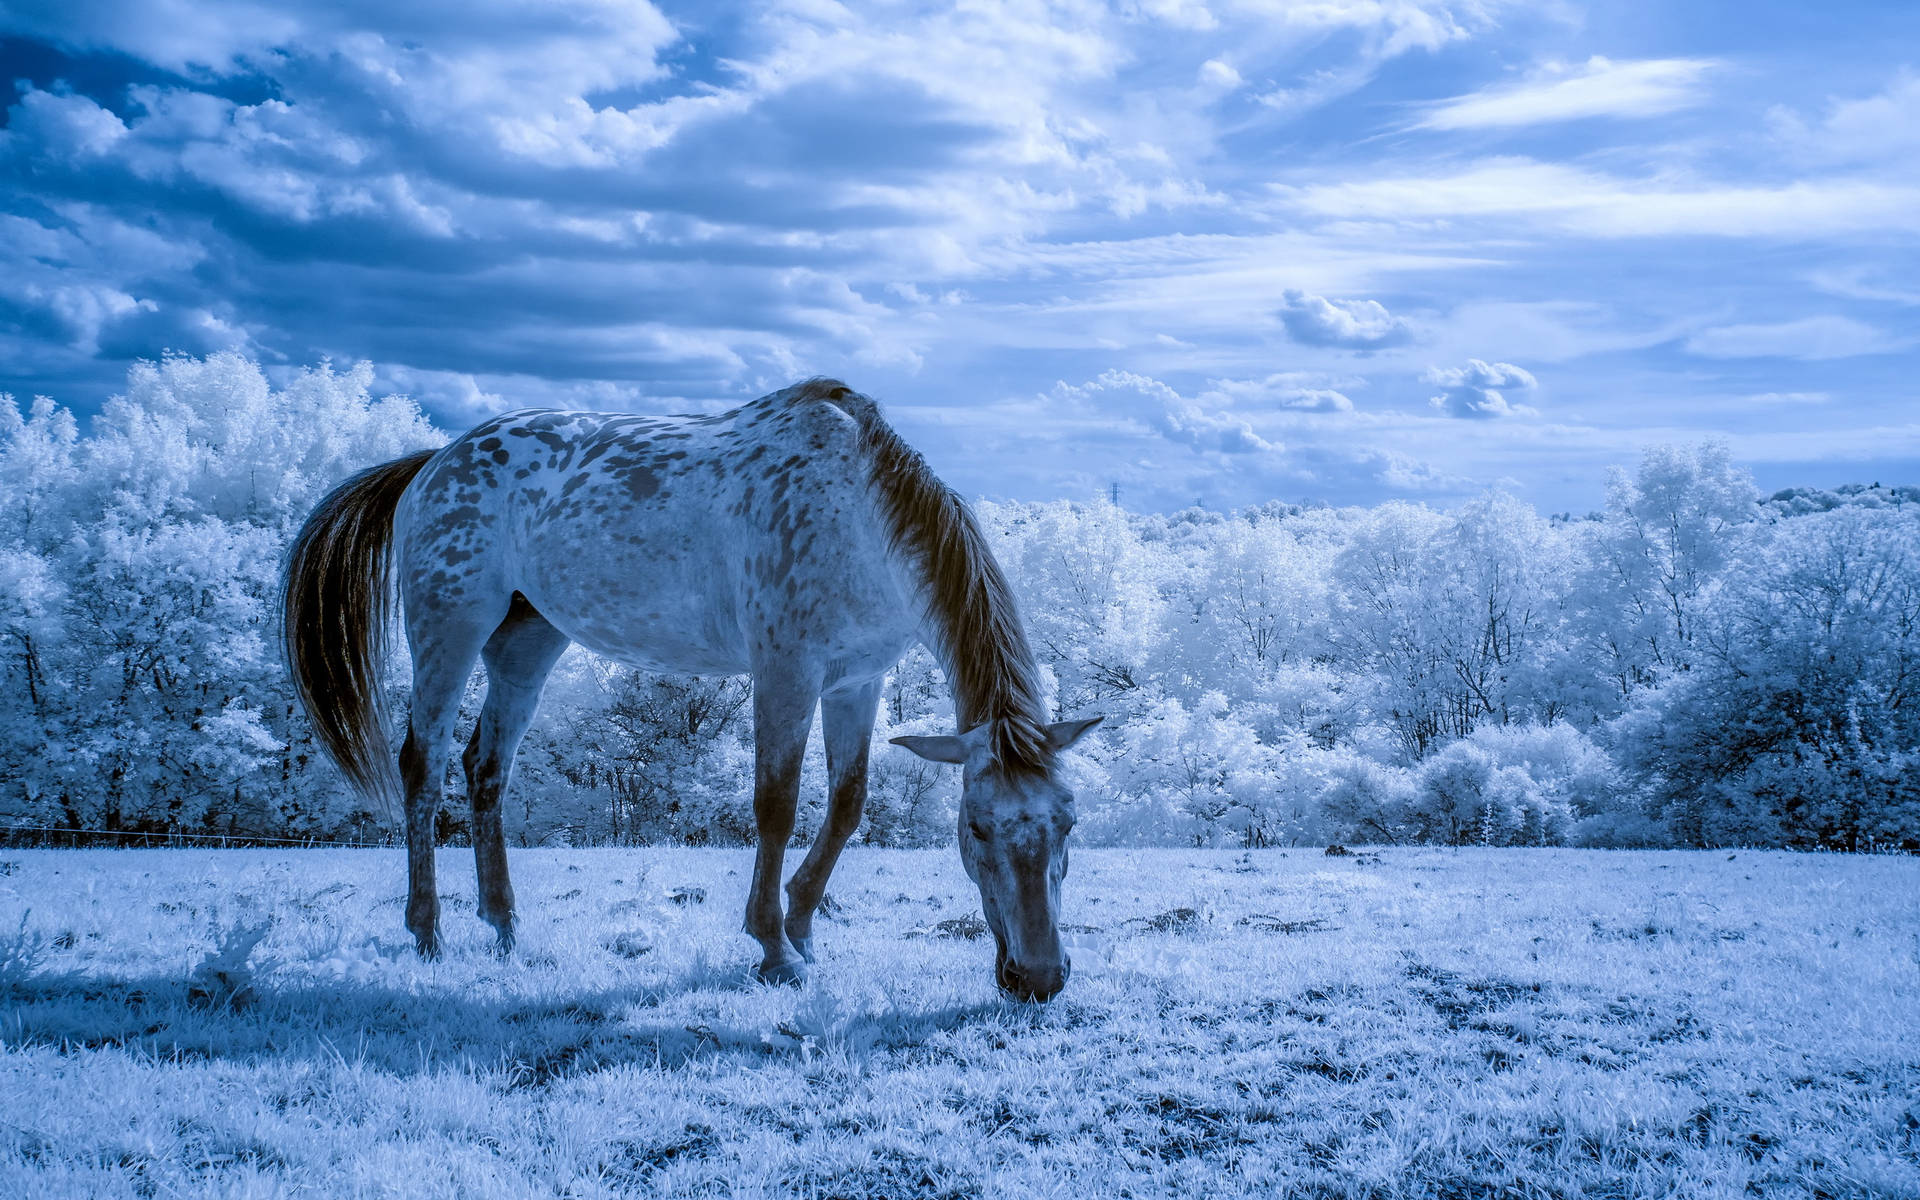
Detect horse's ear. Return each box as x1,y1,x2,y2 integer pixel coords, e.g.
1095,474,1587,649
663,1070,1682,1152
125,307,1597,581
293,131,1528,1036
889,734,970,764
1045,716,1104,751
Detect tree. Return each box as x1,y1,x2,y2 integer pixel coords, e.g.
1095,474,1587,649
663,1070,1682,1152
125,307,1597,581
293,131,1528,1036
3,356,1912,854
980,499,1170,715
1617,506,1920,848
0,353,438,836
1574,442,1755,701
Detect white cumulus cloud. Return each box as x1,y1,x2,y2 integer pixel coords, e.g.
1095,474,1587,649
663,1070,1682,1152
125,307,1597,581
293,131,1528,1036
1276,290,1411,350
1054,369,1277,454
1424,359,1537,419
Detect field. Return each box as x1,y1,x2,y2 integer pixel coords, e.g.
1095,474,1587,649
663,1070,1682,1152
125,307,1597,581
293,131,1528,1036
0,846,1916,1199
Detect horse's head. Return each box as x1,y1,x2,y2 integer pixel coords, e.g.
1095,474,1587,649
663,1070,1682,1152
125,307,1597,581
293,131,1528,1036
892,716,1102,1003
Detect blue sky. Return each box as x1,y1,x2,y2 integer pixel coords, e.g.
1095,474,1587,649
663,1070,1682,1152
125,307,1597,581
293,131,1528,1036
2,0,1916,511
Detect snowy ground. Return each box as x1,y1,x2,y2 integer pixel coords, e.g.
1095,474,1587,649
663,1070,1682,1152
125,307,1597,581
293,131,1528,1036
0,846,1915,1199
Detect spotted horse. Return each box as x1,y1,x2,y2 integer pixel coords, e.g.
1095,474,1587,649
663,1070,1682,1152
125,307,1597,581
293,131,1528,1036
282,379,1101,1001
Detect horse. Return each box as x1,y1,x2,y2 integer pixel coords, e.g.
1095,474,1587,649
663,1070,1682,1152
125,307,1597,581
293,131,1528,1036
282,378,1100,1001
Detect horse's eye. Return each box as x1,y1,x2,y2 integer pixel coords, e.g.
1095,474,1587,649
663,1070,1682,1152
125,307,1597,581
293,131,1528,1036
968,820,991,842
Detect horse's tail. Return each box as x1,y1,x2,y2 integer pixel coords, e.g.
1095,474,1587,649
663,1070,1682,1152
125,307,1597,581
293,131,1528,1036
281,449,438,808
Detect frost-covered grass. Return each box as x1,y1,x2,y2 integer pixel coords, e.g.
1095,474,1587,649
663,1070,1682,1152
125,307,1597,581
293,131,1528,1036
0,846,1915,1199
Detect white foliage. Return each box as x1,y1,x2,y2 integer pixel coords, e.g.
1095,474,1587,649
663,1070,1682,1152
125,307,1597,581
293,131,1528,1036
0,356,1912,851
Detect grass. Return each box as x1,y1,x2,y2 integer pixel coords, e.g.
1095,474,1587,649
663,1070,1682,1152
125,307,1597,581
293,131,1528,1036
0,845,1915,1198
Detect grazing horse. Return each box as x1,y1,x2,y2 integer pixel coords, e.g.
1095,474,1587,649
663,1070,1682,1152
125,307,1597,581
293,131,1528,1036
282,379,1100,1001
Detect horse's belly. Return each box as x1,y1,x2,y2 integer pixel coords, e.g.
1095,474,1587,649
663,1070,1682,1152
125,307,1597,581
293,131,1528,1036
514,539,751,675
566,622,749,676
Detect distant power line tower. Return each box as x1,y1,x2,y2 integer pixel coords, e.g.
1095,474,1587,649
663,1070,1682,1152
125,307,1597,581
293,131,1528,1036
1108,481,1121,507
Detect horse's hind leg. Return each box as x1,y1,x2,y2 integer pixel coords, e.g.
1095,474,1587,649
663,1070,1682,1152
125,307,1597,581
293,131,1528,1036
464,595,569,953
784,678,882,963
400,606,495,959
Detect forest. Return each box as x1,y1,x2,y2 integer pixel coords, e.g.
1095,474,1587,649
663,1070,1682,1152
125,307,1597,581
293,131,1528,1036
1,353,1914,851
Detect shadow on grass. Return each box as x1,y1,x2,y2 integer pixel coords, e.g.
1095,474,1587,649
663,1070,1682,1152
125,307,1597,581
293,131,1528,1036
0,964,1016,1086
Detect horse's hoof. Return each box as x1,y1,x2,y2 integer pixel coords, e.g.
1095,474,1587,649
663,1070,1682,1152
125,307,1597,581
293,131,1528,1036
413,932,442,960
756,958,807,987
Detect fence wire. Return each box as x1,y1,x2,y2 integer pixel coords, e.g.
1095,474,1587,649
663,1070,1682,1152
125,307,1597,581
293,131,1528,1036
0,824,393,849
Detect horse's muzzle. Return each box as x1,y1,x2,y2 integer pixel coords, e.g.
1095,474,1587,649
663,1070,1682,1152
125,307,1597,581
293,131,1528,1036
998,955,1071,1003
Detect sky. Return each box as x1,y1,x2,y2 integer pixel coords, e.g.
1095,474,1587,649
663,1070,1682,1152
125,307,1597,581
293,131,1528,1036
2,0,1917,512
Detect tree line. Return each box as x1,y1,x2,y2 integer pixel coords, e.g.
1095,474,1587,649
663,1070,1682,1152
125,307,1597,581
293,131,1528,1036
2,354,1914,850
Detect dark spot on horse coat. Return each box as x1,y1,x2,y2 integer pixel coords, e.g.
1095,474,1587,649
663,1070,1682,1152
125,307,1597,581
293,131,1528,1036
623,466,660,501
427,505,485,533
532,430,571,462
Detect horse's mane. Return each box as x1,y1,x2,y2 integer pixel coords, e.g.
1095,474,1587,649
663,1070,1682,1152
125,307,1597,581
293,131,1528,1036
795,378,1051,773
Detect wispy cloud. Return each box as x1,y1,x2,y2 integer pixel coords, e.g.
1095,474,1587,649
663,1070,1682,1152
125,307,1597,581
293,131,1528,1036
1274,161,1920,238
1768,70,1920,167
1414,56,1716,131
1685,316,1905,360
1202,374,1356,412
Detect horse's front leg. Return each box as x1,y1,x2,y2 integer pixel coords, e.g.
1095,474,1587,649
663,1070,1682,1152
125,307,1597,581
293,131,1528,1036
785,679,881,963
746,663,817,985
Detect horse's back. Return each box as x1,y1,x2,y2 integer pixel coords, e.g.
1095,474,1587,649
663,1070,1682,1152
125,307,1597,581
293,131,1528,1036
395,387,915,680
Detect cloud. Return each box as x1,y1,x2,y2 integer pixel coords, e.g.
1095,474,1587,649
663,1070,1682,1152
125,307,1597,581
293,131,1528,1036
1273,160,1920,239
1414,56,1715,131
1053,370,1277,454
1424,359,1537,419
1201,375,1355,412
0,0,1500,417
1807,267,1920,305
1768,70,1920,167
3,88,130,158
1198,59,1240,89
1276,289,1411,350
0,279,142,353
1685,316,1903,360
1031,368,1479,507
371,364,507,424
3,2,1913,516
1273,388,1353,412
95,301,248,360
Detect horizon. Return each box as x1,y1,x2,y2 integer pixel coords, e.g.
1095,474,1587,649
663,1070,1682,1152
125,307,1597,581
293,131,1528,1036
4,1,1918,512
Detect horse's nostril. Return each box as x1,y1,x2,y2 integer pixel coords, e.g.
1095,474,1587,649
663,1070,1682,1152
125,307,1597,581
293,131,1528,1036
998,961,1068,1003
